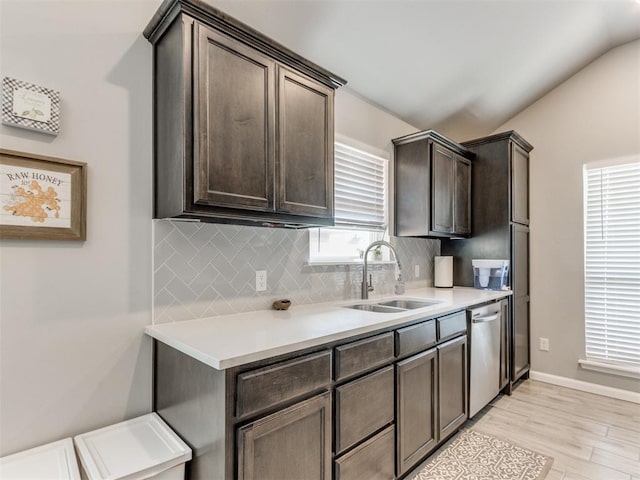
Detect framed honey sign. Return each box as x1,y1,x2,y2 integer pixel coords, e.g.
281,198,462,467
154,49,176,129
0,149,86,240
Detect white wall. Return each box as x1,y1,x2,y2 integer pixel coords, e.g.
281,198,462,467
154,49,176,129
495,39,640,393
0,0,159,455
336,87,419,154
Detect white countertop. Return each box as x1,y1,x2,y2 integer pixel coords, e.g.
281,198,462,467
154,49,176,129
145,287,510,370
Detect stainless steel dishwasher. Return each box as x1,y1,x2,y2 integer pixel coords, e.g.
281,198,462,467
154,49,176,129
468,300,505,417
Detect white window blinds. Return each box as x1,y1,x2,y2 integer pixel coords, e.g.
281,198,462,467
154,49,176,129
584,161,640,368
334,142,387,229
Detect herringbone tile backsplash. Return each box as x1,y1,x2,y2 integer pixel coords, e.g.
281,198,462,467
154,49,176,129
153,220,440,323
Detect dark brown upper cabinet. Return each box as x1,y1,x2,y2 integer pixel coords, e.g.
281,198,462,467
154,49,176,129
454,156,471,234
144,0,345,227
510,142,530,225
393,130,473,238
194,24,275,212
277,67,335,218
431,142,455,233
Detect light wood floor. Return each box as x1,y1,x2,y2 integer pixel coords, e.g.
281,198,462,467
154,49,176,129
467,379,640,480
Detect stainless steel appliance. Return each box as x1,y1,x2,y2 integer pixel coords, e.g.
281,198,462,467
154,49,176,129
468,300,505,417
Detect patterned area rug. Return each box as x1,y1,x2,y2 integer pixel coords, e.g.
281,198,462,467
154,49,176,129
411,429,554,480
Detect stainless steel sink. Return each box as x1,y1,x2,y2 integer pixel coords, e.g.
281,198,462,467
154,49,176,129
343,298,442,313
343,304,406,313
377,299,442,309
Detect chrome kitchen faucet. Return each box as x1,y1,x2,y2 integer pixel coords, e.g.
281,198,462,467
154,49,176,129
361,240,405,299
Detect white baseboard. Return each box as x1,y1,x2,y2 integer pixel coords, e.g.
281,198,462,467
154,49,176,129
529,370,640,404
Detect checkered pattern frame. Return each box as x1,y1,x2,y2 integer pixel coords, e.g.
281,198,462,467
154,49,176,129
2,77,60,136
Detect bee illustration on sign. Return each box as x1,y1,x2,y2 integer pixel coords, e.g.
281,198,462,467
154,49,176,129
4,178,62,223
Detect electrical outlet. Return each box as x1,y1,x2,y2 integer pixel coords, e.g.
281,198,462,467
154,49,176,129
539,337,549,351
414,265,420,277
256,270,267,292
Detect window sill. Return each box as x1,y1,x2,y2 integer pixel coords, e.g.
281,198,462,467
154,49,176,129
306,259,397,267
578,359,640,380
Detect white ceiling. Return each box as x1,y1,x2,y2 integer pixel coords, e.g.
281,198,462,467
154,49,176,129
212,0,640,140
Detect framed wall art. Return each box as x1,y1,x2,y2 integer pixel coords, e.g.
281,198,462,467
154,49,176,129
0,149,86,240
1,77,61,136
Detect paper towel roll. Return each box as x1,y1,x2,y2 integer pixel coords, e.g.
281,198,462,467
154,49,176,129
434,256,453,288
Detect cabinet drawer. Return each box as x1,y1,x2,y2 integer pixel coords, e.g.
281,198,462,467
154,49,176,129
335,366,394,454
437,310,467,341
334,425,395,480
236,350,332,418
335,332,394,381
396,320,436,357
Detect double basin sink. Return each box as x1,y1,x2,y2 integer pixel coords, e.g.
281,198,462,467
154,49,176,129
343,298,442,314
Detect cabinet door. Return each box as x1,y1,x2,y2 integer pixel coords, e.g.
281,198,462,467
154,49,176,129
511,224,530,381
277,66,334,218
438,335,468,441
431,142,454,234
394,139,430,237
512,298,530,381
396,348,438,476
237,392,331,480
453,156,471,235
194,23,275,211
511,142,529,225
499,299,510,390
512,224,530,298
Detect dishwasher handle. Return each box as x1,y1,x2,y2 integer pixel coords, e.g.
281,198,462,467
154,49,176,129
472,314,499,324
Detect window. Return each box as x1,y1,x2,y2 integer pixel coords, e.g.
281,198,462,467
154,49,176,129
308,141,389,263
582,160,640,375
334,142,387,228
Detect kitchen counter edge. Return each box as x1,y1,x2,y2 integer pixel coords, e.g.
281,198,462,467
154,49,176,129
145,287,511,370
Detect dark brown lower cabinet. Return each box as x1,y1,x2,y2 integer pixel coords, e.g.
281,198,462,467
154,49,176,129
511,223,530,384
335,366,395,454
333,365,394,480
237,392,332,480
512,297,530,381
437,335,468,441
155,309,480,480
396,348,438,477
500,299,510,390
334,425,395,480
